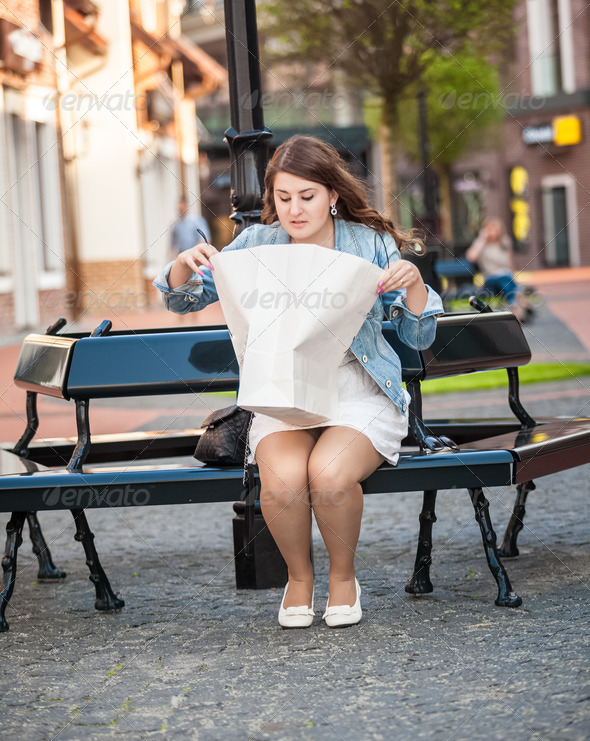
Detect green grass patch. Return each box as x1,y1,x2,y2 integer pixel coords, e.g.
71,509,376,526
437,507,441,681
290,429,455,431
421,363,590,395
445,298,505,312
203,365,590,398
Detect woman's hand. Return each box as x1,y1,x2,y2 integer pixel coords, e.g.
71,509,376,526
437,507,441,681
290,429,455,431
377,260,422,295
377,259,428,316
168,242,218,289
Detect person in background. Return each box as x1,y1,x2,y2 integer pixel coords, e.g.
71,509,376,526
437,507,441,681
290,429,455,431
171,197,211,258
465,218,528,321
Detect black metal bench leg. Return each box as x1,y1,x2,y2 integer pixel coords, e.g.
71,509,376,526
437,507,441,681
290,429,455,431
406,489,437,595
468,487,522,607
71,509,124,612
26,512,67,582
498,481,535,558
1,512,27,632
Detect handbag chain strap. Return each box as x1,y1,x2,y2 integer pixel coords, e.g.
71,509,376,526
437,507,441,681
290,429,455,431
242,412,257,557
242,411,254,488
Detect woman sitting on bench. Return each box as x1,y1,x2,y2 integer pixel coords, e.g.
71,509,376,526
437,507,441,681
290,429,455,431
465,218,529,321
155,135,443,629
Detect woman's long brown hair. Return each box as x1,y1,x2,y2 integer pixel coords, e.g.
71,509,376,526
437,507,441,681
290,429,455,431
261,135,423,254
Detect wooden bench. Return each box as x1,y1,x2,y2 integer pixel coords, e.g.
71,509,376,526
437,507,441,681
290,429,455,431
2,310,590,632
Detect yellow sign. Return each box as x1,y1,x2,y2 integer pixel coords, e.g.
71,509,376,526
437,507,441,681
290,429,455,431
509,166,530,248
553,116,582,146
510,198,531,243
510,166,528,196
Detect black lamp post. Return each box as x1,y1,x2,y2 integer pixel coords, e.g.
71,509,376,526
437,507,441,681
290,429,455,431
224,0,287,588
413,89,441,293
417,89,438,239
223,0,273,234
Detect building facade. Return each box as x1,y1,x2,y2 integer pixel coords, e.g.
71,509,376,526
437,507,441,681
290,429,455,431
0,0,224,333
502,0,589,269
450,0,589,269
0,0,67,333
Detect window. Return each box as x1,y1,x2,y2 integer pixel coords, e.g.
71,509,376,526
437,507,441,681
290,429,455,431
527,0,560,96
541,174,580,266
0,92,12,285
32,120,64,280
39,0,53,34
527,0,576,96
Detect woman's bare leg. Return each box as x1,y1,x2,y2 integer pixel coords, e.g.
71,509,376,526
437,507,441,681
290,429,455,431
308,427,384,607
256,430,318,608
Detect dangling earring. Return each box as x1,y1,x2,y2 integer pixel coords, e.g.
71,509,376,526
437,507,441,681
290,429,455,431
330,203,337,216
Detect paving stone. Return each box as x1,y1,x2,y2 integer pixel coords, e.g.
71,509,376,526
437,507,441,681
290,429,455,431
1,372,589,738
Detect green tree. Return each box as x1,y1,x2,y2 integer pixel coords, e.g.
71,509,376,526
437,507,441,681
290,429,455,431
398,53,505,242
261,0,514,222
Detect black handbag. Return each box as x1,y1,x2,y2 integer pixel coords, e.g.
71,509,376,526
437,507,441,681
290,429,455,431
194,405,253,466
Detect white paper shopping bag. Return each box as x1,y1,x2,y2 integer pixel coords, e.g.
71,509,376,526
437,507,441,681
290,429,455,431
211,242,384,425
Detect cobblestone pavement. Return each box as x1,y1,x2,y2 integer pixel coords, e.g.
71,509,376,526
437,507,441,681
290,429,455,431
1,383,589,741
1,268,589,740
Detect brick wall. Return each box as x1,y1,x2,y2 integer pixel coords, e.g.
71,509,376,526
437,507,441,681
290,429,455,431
0,1,57,91
0,292,15,334
143,278,163,308
38,289,73,328
452,0,590,270
75,259,147,315
503,107,590,270
572,0,590,90
511,2,532,98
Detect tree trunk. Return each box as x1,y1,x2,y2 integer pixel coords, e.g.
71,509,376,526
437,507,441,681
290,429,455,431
380,99,402,225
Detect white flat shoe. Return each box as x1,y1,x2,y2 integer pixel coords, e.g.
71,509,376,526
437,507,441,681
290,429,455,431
323,578,362,628
278,583,315,628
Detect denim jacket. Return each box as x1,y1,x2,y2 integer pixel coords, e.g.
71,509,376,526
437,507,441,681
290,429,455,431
153,219,444,414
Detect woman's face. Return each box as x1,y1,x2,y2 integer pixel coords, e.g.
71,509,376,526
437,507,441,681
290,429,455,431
485,221,502,241
273,171,338,246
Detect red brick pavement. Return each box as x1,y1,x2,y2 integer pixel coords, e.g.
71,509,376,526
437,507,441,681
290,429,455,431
525,268,590,355
0,302,227,443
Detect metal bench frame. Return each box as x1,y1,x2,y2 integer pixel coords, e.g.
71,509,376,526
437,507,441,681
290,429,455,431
2,311,590,632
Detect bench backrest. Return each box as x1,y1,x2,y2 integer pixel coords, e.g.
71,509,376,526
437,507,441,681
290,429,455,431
421,311,530,380
14,312,530,400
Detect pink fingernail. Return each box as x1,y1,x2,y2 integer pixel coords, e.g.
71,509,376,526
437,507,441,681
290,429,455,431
198,270,205,277
208,263,214,269
377,288,383,295
379,281,384,287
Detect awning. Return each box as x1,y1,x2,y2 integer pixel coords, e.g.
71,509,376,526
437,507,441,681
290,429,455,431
129,16,176,60
64,5,108,55
169,34,227,98
130,15,226,99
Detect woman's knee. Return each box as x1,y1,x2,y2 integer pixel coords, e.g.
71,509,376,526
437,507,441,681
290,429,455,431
257,459,310,509
307,459,358,506
256,431,317,506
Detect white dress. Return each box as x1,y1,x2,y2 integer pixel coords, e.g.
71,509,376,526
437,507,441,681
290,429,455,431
247,349,410,466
